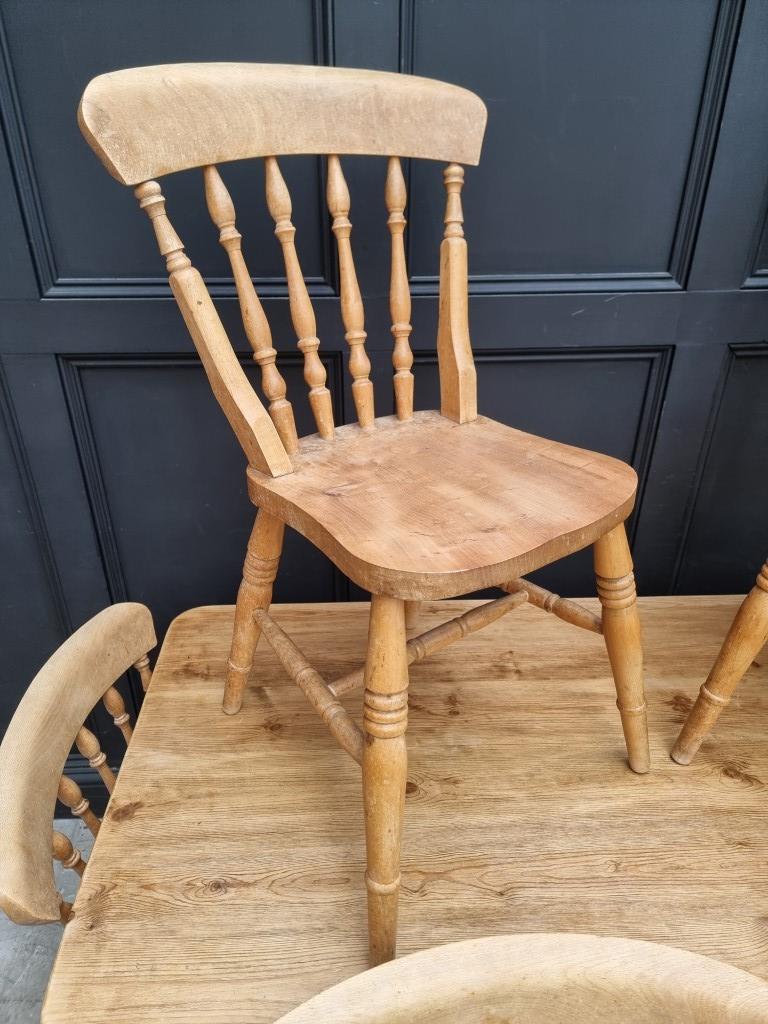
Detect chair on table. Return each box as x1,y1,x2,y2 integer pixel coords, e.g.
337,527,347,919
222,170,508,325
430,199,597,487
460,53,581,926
672,559,768,765
0,604,155,925
79,63,648,964
276,934,768,1024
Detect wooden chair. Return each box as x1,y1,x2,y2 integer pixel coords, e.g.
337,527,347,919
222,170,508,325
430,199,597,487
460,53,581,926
276,933,768,1023
78,63,648,964
672,559,768,765
0,603,155,925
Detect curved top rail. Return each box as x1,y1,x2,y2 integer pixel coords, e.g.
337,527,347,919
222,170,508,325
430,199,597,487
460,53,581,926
78,63,487,184
0,603,156,924
275,933,768,1023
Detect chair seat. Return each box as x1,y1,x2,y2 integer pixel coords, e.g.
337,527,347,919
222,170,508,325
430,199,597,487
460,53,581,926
248,411,637,599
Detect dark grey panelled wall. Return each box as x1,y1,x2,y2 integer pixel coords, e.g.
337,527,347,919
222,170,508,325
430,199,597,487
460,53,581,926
1,1,768,788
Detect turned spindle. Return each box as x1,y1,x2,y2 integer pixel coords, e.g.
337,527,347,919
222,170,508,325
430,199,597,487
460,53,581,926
103,686,133,744
327,155,375,429
385,157,414,420
58,776,100,837
134,180,192,275
76,725,117,793
265,157,334,439
203,165,298,453
134,653,152,692
52,830,86,877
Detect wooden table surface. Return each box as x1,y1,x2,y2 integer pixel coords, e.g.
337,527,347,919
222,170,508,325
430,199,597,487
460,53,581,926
43,597,768,1023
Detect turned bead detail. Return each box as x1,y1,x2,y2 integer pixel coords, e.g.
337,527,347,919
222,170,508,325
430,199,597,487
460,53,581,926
58,776,100,837
52,830,86,876
265,156,334,440
327,155,375,429
103,686,133,744
203,165,298,454
443,164,465,239
386,157,414,421
76,726,117,793
595,571,636,610
363,688,408,740
134,181,191,274
242,549,282,588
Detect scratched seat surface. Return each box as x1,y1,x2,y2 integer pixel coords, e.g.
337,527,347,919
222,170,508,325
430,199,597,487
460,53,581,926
248,411,637,599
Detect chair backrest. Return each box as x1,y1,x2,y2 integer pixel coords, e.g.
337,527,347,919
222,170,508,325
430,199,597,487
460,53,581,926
275,933,768,1023
78,64,487,476
0,603,156,925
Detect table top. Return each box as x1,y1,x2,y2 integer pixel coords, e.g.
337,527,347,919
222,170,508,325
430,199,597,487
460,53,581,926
43,597,768,1023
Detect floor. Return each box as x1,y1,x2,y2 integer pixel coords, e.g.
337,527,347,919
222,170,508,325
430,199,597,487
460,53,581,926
0,820,94,1024
5,597,768,1022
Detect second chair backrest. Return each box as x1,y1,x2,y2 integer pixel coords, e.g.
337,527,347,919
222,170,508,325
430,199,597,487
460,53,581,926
78,63,488,477
275,933,768,1023
0,603,156,925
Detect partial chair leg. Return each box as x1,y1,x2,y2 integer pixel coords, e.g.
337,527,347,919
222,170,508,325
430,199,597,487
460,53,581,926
404,600,421,631
594,523,650,775
672,561,768,765
362,594,409,967
223,510,285,715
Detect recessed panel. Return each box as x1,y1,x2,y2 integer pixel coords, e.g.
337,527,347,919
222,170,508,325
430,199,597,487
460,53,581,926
409,0,719,279
1,0,323,283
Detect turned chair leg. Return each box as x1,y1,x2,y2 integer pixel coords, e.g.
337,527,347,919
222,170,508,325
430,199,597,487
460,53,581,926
672,561,768,765
404,600,421,631
223,510,285,715
362,594,409,967
594,523,650,775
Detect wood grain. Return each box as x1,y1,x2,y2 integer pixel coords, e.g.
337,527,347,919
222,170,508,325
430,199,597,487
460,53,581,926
277,934,768,1023
247,411,638,599
78,63,487,184
43,597,768,1023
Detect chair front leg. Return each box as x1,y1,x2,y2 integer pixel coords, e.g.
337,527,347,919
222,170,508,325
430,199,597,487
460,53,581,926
594,523,650,774
672,560,768,765
362,594,409,967
223,510,285,715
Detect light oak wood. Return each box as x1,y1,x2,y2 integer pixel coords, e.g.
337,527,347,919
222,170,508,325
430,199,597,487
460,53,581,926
78,62,650,965
102,686,133,745
224,509,285,715
134,180,293,476
41,599,768,1023
594,524,649,774
0,603,155,925
203,163,298,454
265,156,335,441
437,164,476,423
52,832,86,878
248,411,637,600
134,653,152,692
277,934,768,1023
327,155,374,429
502,577,603,633
386,157,414,421
75,726,116,793
362,595,409,965
673,560,768,765
79,63,487,184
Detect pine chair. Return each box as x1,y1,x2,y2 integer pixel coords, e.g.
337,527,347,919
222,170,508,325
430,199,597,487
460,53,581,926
78,63,648,965
672,558,768,765
0,603,155,925
275,933,768,1023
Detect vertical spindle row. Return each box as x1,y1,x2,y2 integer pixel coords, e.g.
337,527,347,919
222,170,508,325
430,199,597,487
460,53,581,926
327,156,375,429
203,166,298,454
385,158,414,420
265,157,335,440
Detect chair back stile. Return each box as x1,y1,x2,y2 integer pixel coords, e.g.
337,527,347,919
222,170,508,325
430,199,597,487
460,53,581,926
0,603,156,925
77,63,487,470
